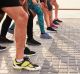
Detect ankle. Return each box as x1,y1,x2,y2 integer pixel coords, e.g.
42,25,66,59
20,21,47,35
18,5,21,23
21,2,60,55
16,58,23,62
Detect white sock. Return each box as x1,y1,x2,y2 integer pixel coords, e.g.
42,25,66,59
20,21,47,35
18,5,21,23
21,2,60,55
16,59,23,62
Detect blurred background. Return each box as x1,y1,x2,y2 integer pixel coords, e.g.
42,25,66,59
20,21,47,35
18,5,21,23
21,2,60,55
52,0,80,18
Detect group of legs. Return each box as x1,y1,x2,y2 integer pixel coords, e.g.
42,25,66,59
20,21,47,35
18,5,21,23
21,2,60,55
0,0,62,71
0,10,41,45
0,0,62,45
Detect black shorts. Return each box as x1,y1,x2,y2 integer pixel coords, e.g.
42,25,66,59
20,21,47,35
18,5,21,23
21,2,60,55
40,0,45,3
0,0,21,8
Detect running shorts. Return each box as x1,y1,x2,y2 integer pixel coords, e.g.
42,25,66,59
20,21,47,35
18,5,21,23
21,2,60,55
0,0,21,8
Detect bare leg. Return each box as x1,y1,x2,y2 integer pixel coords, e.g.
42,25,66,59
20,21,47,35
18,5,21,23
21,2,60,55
2,6,28,59
50,0,59,19
41,4,50,27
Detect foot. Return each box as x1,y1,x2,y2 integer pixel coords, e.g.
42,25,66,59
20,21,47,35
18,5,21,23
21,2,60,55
0,45,6,51
47,27,57,31
27,38,41,46
24,47,36,57
13,57,41,70
40,33,52,39
0,36,14,43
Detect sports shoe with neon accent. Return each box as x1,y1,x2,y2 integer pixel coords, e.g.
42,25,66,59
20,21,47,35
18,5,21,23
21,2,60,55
13,57,41,70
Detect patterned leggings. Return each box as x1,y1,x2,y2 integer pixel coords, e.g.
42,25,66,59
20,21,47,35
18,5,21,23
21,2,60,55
28,2,45,33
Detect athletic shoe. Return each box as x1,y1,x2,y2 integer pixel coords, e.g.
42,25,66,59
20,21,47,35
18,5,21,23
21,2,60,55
27,38,41,46
24,47,36,57
13,57,41,70
53,20,59,25
0,45,6,51
0,36,14,43
54,19,62,22
47,27,57,31
40,33,52,39
51,23,58,28
8,28,14,34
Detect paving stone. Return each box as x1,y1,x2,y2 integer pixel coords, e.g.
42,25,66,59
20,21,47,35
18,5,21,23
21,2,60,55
0,18,80,74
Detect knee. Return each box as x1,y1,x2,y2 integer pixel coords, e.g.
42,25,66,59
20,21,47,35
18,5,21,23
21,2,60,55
14,11,29,28
20,11,28,22
16,11,28,22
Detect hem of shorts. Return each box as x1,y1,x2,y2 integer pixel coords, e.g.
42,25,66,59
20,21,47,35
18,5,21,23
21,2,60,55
0,5,22,9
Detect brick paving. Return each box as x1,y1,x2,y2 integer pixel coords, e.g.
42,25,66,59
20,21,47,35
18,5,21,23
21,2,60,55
0,18,80,74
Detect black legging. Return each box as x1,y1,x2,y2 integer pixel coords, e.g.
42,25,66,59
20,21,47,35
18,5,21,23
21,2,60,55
27,9,33,40
0,9,34,39
0,15,12,37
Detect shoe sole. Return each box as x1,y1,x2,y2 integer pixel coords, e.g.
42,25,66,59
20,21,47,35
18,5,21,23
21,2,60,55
0,48,6,51
47,29,57,32
27,43,41,46
13,65,41,71
24,54,36,57
40,36,52,39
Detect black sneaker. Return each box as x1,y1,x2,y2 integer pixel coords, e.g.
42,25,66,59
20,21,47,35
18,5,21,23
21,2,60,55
24,47,36,57
0,36,14,43
47,27,57,31
55,19,62,22
27,38,41,46
13,57,41,70
0,45,6,51
53,20,59,25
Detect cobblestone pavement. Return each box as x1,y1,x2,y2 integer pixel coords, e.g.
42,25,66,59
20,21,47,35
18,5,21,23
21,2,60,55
0,18,80,74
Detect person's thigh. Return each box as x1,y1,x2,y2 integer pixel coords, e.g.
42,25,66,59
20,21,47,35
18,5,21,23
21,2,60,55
2,6,27,20
41,3,49,13
51,0,56,2
29,4,43,15
50,0,57,5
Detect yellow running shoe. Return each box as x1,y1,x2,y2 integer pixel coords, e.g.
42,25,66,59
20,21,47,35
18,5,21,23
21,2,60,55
13,57,41,71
